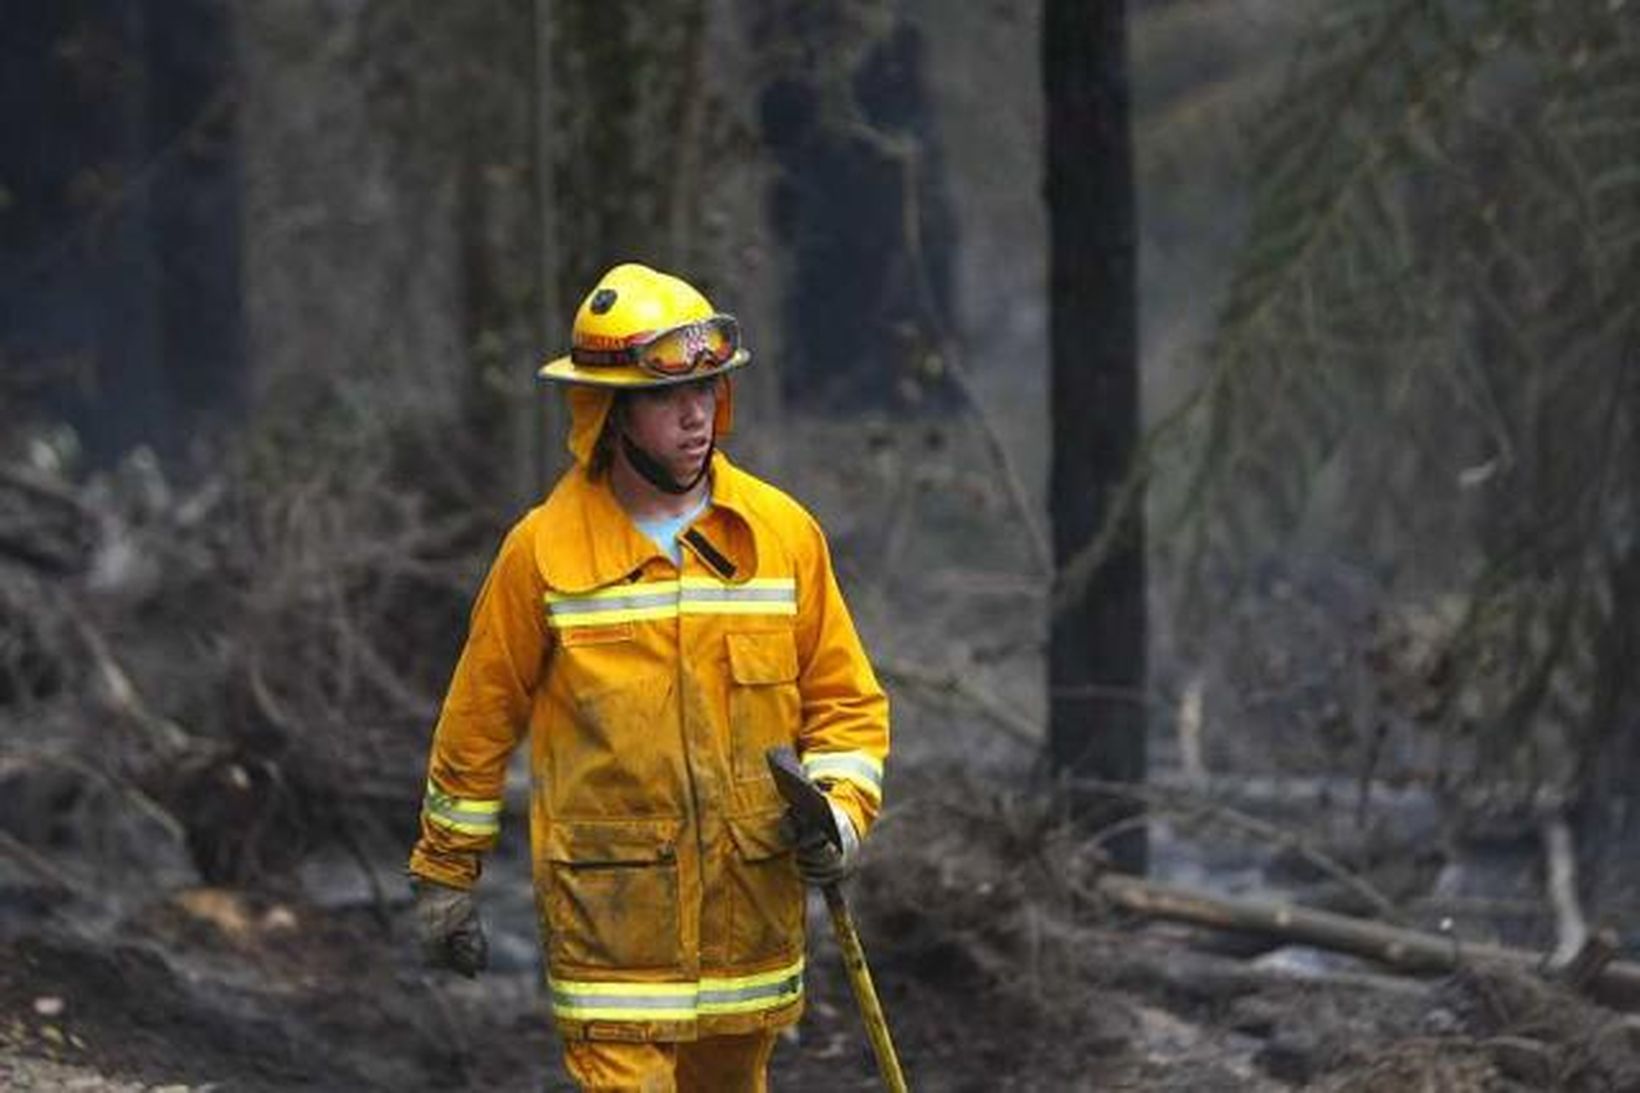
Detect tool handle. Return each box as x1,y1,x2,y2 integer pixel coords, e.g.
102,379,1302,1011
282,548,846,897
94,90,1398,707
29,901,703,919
823,884,909,1093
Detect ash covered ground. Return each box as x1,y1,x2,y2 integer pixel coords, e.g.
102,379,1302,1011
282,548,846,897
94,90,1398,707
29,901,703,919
2,419,1638,1091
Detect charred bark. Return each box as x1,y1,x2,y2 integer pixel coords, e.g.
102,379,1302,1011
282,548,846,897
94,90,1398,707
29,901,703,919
0,0,244,466
1043,2,1146,870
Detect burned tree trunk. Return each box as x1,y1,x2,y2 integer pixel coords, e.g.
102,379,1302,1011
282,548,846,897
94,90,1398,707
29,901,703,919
546,0,715,313
0,0,244,466
1043,1,1146,871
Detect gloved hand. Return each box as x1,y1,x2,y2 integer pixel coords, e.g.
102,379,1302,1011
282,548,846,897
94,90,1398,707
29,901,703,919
412,878,488,977
785,795,861,887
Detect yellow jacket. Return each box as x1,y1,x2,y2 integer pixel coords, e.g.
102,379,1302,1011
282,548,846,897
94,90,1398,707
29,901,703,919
408,388,889,1041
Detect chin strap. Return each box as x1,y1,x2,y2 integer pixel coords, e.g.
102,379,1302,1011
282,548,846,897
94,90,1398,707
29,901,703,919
621,432,713,495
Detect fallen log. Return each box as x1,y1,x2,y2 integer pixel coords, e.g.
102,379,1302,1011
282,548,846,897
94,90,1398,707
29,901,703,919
1096,873,1640,1008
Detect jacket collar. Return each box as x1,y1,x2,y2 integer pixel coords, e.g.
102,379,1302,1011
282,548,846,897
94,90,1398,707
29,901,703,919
536,451,758,592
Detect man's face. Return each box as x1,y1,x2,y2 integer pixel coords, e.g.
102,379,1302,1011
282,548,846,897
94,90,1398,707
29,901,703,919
622,377,720,481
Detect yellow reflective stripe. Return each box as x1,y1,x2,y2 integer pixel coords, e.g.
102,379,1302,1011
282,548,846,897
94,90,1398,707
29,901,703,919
679,577,795,592
802,751,884,802
551,978,700,1022
550,958,804,1023
427,816,499,836
549,604,676,628
551,958,804,996
701,961,805,991
543,578,799,629
423,780,502,835
684,599,798,617
544,580,682,604
551,980,698,999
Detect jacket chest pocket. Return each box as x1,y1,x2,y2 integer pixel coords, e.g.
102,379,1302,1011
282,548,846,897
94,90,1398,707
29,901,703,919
726,631,801,783
542,819,684,972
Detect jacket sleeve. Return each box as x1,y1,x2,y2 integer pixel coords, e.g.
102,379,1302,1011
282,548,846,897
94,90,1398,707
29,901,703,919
792,516,890,840
408,514,549,889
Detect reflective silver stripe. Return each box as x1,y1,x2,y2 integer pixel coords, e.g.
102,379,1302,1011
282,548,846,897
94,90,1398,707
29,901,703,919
427,804,501,829
549,591,678,617
802,751,884,800
699,972,803,1011
424,782,502,835
678,586,796,605
549,961,804,1022
680,578,797,618
544,578,799,627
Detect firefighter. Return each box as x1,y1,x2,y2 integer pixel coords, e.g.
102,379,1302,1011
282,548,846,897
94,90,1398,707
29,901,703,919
407,262,890,1091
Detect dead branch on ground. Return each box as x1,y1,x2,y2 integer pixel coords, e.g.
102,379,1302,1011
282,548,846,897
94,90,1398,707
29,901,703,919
61,597,196,756
1093,872,1640,1006
0,825,86,897
0,745,189,847
1553,928,1621,992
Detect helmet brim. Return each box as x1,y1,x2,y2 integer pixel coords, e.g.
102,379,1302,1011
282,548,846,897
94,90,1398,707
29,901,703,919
537,349,751,388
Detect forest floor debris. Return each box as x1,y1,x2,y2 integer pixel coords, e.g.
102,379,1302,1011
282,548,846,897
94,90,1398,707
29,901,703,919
3,420,1639,1089
4,764,1639,1090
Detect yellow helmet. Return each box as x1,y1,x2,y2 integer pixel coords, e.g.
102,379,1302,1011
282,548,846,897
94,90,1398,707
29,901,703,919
538,263,752,388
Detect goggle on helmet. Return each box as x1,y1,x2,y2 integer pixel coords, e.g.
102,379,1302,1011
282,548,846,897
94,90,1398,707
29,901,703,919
539,263,752,388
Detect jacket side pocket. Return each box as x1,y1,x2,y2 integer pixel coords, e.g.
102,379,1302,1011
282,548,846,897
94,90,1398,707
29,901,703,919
724,811,804,966
543,818,684,972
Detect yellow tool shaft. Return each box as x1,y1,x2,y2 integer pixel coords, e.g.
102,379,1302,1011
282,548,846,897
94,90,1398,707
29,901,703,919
823,884,909,1093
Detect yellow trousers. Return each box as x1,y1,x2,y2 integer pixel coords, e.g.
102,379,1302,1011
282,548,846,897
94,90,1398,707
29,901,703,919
561,1030,780,1092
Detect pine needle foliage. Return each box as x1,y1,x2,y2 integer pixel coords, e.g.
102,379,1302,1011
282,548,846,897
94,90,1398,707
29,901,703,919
1163,0,1640,794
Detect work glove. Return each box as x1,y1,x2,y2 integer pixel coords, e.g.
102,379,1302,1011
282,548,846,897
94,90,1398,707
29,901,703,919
412,878,488,977
785,795,861,887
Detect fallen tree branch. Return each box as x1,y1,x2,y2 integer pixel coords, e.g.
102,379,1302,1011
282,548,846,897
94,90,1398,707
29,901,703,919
1548,925,1626,991
0,463,97,518
1,745,189,847
0,826,87,897
0,530,82,575
1553,927,1621,992
1094,873,1640,1007
0,463,97,573
61,598,195,756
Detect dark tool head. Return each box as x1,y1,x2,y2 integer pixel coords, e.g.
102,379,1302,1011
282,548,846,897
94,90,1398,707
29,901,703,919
765,746,842,849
